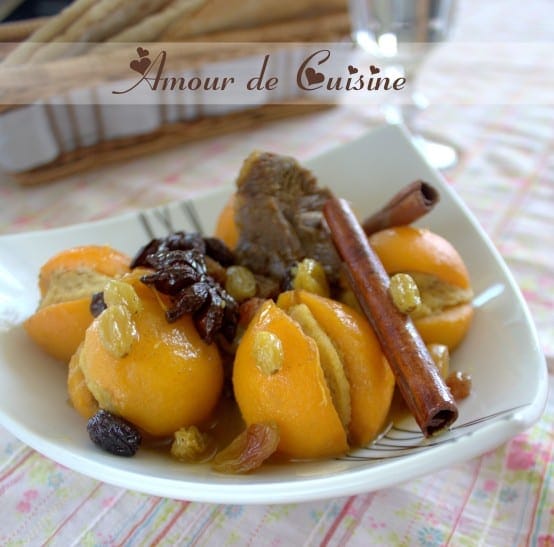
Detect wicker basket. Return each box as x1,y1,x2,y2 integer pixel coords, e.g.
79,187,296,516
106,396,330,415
0,11,350,185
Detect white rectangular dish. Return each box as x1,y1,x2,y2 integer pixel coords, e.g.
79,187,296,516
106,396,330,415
0,124,547,504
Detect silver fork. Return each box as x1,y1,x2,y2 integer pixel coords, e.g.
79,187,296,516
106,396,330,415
137,199,205,239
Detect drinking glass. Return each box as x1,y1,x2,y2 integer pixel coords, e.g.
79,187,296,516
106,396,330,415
349,0,458,169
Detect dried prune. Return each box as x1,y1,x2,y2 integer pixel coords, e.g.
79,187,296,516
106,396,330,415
141,263,200,293
203,237,235,267
90,292,107,317
137,243,239,344
131,231,239,343
194,300,225,344
132,232,235,271
166,282,210,321
131,231,205,269
87,409,142,457
146,249,207,275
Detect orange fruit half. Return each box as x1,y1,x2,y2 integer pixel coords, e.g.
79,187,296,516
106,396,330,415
368,226,474,350
24,245,131,362
233,291,395,459
214,194,239,250
78,273,223,437
38,245,131,297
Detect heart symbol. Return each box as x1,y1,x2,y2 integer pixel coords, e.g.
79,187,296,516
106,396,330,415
130,57,151,75
305,67,325,85
370,65,380,75
348,65,358,75
137,47,149,58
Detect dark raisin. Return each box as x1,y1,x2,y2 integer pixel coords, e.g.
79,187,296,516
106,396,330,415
144,249,205,276
166,282,210,321
130,238,164,269
203,237,235,267
131,232,205,268
221,303,240,341
87,409,142,457
165,231,205,254
141,263,200,293
194,300,225,344
90,292,107,317
131,231,239,345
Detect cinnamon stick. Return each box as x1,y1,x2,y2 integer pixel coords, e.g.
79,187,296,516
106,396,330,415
323,197,458,436
362,180,439,235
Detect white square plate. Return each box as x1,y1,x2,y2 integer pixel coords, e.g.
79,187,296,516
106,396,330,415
0,125,547,504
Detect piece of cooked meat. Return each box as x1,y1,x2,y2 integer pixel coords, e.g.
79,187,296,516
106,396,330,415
234,151,342,285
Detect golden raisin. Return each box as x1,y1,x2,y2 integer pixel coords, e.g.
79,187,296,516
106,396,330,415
252,330,284,375
103,279,143,314
389,273,421,314
211,422,280,474
290,258,330,297
225,266,257,302
97,305,137,358
171,426,214,463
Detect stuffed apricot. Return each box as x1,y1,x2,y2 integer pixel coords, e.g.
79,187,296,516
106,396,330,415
232,290,395,459
24,245,130,362
76,272,224,437
368,226,473,350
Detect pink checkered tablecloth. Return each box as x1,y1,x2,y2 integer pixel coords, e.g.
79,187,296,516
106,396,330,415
0,0,552,545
